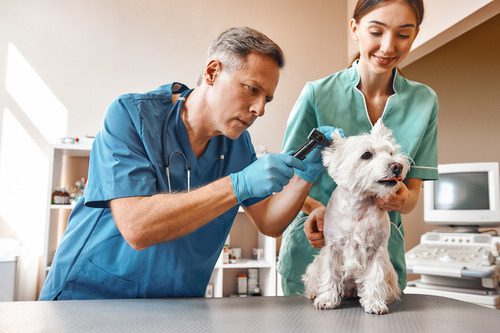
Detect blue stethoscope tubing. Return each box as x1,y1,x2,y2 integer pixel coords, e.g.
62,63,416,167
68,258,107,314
162,87,225,194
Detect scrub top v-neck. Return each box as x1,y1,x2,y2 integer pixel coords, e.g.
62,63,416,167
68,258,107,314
166,92,226,192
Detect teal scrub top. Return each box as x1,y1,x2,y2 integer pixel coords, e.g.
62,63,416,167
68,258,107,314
40,82,261,300
278,61,439,292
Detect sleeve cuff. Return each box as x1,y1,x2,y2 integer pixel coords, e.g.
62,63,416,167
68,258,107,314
84,178,157,208
407,165,438,181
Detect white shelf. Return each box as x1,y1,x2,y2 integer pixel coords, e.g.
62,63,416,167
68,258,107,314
219,259,273,269
50,204,76,210
52,142,93,156
208,223,277,298
40,143,92,293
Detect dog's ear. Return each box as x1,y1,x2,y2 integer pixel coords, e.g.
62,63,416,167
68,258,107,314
331,128,345,143
372,119,402,152
371,119,393,140
321,130,344,168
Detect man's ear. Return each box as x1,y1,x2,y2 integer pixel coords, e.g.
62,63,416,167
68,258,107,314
349,18,359,41
204,59,222,85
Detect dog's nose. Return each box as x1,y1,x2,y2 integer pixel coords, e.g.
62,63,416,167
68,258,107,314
390,163,403,176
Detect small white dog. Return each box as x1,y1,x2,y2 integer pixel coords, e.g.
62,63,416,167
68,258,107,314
302,119,410,314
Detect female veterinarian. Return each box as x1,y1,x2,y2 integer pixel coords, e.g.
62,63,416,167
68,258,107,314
278,0,439,295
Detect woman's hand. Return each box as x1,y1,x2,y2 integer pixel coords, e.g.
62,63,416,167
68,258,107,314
375,181,410,212
304,206,326,248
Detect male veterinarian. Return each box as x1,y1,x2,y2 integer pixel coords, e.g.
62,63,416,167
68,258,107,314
39,27,337,300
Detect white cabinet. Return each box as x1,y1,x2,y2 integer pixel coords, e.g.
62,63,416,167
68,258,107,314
40,143,279,297
208,212,277,297
40,142,92,291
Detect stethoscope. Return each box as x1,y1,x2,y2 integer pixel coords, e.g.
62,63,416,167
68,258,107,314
164,89,192,193
166,150,191,193
163,87,225,194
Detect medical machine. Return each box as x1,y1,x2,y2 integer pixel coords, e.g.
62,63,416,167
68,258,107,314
405,162,500,309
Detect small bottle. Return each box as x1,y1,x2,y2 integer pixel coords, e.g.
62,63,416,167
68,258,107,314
222,245,229,264
51,188,57,204
52,188,62,204
237,273,248,295
247,268,260,296
61,188,70,204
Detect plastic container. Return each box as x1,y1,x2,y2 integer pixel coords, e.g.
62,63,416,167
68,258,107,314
237,273,248,295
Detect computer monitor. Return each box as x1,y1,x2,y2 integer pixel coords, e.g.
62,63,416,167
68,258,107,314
423,162,500,231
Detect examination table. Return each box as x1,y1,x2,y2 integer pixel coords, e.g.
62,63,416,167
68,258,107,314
1,294,499,332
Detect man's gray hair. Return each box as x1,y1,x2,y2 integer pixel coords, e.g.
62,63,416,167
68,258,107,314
198,27,284,85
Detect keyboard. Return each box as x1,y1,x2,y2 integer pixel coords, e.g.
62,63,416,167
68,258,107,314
406,232,500,278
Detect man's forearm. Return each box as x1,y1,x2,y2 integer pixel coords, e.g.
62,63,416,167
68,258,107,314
110,176,238,250
244,176,313,237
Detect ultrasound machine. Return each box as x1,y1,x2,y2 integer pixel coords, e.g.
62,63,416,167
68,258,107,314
404,162,500,309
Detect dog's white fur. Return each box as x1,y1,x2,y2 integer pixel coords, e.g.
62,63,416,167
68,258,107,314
302,119,410,314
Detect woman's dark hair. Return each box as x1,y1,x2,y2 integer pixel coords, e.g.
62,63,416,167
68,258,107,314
353,0,424,26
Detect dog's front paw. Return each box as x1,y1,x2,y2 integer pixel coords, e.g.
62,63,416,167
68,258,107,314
304,290,316,300
313,293,341,310
360,298,389,315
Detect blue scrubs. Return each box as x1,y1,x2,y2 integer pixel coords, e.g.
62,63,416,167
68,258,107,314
40,82,260,300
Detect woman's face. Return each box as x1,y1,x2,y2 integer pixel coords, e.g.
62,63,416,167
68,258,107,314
351,0,419,75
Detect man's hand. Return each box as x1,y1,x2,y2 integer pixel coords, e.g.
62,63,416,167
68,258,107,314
230,153,305,204
304,205,326,248
375,181,410,212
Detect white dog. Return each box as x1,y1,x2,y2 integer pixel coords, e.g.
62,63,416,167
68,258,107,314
302,119,410,314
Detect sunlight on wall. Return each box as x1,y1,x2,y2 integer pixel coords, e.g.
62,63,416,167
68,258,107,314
0,109,49,255
1,43,70,300
6,43,67,143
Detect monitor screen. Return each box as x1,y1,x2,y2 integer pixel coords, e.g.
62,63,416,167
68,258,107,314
423,162,500,227
434,172,489,210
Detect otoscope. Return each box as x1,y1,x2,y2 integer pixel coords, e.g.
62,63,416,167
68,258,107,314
292,128,330,160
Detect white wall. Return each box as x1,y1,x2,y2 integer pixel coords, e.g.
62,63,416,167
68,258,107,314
402,0,500,66
0,0,347,300
1,0,348,151
402,13,500,256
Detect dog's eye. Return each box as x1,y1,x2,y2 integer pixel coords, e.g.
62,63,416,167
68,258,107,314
361,152,373,160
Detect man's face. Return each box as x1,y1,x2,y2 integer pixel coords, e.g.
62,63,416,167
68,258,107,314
206,52,280,139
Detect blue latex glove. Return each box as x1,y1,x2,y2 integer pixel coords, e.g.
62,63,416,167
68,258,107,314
294,126,345,183
230,153,305,204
